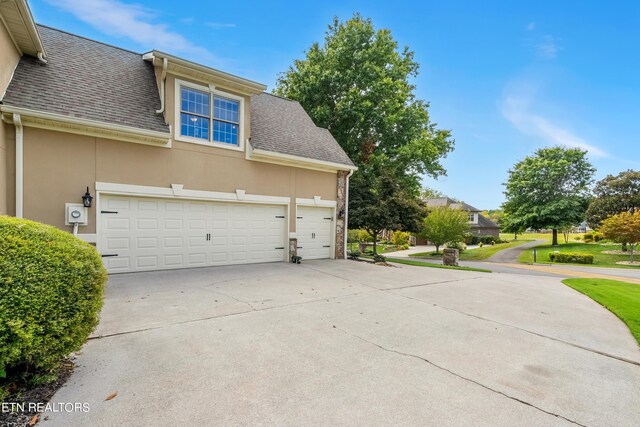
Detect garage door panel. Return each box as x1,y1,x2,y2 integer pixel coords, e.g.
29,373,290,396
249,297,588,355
100,195,286,273
297,206,333,260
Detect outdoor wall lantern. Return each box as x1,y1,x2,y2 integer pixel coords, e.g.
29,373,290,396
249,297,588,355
338,208,345,220
82,187,93,208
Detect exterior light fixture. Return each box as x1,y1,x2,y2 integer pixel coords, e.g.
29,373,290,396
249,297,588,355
338,208,345,220
82,186,93,207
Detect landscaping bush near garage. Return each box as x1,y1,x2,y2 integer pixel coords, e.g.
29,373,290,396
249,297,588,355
0,216,107,401
548,252,594,264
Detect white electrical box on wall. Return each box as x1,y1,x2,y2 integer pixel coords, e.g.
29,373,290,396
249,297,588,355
65,203,88,225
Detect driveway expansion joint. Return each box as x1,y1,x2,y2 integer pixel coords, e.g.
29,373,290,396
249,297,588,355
386,290,640,367
332,325,587,427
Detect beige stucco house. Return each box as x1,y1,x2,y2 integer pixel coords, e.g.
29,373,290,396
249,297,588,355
0,0,356,273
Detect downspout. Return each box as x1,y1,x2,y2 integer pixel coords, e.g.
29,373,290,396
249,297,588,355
13,113,23,218
156,57,168,114
37,52,47,64
343,168,355,258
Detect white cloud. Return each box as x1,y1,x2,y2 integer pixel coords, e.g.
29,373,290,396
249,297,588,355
526,22,535,31
206,22,237,29
501,85,608,158
535,35,560,59
47,0,214,59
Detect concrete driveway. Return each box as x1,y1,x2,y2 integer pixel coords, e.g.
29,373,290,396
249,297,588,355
43,261,640,426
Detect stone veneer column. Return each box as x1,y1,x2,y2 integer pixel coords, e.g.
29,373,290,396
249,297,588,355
289,237,297,261
335,170,349,259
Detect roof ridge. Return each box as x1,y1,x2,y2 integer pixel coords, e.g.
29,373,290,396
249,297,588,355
35,24,143,56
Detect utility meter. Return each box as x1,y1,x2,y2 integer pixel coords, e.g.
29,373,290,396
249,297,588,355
65,203,88,225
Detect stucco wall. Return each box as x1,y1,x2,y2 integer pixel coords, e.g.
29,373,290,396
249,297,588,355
20,127,337,234
0,20,20,215
0,20,20,100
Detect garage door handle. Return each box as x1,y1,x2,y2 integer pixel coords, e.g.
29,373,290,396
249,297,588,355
275,215,285,218
324,217,332,220
275,247,284,250
323,245,330,248
101,254,118,257
101,210,118,214
297,246,303,249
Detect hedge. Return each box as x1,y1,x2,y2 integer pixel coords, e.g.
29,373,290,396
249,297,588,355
548,252,594,264
0,216,106,397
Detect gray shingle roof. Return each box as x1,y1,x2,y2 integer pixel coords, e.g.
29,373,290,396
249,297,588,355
424,197,499,229
425,197,479,212
2,25,169,134
250,93,355,167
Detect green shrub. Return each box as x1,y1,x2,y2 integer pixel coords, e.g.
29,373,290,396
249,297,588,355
373,254,387,263
347,229,360,243
391,231,411,246
357,229,374,243
583,231,603,243
0,216,106,397
446,241,466,252
348,250,361,260
548,252,594,264
400,244,410,250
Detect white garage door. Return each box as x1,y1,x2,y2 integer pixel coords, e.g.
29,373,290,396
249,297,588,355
296,206,333,260
99,195,287,273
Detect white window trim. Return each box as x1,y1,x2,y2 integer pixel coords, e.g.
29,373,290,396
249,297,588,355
174,78,245,152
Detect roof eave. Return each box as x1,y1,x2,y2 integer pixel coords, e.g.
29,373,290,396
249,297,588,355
0,0,46,60
1,105,172,147
248,142,357,173
143,51,266,95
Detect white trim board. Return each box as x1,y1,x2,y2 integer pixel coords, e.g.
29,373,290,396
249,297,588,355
1,106,172,147
295,197,337,207
95,182,290,205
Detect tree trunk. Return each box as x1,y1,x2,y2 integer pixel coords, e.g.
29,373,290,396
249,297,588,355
435,244,440,254
514,232,517,240
631,244,635,262
372,233,378,255
552,229,559,246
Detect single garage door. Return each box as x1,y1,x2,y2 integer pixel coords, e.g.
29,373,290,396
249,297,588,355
296,206,333,260
99,195,287,273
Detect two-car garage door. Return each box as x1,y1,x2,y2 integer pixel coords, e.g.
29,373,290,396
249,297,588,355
99,195,287,273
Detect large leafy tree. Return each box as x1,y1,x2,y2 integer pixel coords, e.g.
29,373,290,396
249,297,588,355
419,207,470,254
348,170,424,254
502,146,596,246
586,170,640,228
600,211,640,262
275,15,454,246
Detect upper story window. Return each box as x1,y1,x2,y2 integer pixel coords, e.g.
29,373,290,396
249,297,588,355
468,212,475,223
176,80,243,149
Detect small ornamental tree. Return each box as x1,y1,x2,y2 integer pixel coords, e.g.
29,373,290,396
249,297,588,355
419,206,470,254
600,211,640,262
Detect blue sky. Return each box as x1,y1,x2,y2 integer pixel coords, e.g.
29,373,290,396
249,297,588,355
31,0,640,209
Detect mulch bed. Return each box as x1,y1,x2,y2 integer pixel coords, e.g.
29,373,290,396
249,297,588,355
0,359,74,427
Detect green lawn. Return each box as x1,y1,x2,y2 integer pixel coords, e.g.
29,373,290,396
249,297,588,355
563,278,640,345
519,242,640,268
347,242,404,254
499,232,583,243
384,257,492,273
408,239,532,261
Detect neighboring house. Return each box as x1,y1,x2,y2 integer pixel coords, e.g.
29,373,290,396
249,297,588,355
574,222,591,234
0,0,356,273
415,197,500,244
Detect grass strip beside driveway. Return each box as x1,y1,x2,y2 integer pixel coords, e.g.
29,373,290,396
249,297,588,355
520,242,640,269
563,278,640,345
409,240,532,261
386,257,492,273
